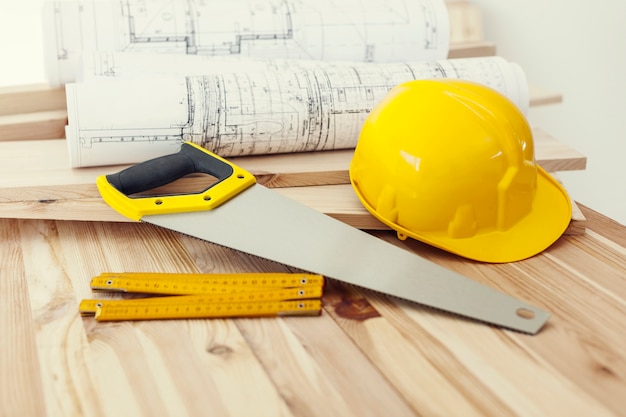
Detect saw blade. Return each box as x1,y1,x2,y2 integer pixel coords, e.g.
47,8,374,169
142,185,550,333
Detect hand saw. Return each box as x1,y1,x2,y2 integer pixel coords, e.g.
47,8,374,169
96,142,550,334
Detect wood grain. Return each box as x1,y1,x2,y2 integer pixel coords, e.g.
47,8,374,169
177,234,418,417
21,220,303,417
0,123,588,236
0,219,47,417
2,202,624,416
328,225,626,416
0,129,587,231
0,84,66,116
0,129,586,190
0,182,587,236
0,110,67,141
323,281,515,417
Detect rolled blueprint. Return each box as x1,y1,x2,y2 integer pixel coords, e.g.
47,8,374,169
43,0,450,85
65,56,529,167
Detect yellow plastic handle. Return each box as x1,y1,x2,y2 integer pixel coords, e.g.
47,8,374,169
96,142,256,221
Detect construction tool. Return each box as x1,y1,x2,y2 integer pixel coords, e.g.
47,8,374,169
90,272,324,294
80,272,324,321
96,142,550,333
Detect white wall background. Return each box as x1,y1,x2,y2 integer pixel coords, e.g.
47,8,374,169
0,1,45,87
1,0,625,225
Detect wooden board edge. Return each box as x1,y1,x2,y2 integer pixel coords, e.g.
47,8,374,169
0,84,66,117
0,183,586,237
0,110,68,141
448,41,496,59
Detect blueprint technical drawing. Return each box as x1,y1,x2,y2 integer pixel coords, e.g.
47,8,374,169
65,56,529,167
43,0,450,85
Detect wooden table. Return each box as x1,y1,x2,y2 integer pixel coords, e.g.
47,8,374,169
2,203,625,417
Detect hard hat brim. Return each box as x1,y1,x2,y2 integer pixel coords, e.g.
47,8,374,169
355,167,572,263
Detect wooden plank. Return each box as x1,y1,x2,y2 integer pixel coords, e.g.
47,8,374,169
17,219,109,417
579,204,626,247
0,84,67,142
4,204,625,416
237,302,419,417
0,128,586,191
0,131,588,232
0,127,586,230
0,181,587,237
529,84,563,106
533,129,586,171
324,278,619,416
23,218,419,417
362,227,626,416
0,84,66,116
569,201,588,235
445,1,496,59
177,233,418,417
448,41,496,59
504,252,626,416
447,2,485,44
322,281,514,417
0,110,67,141
0,219,47,417
29,219,302,417
383,296,619,417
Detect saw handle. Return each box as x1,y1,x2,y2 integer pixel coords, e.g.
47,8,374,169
106,143,235,195
96,142,256,221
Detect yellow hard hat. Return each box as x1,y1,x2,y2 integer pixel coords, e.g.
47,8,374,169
349,79,572,263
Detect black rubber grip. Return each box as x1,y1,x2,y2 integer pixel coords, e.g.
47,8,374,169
106,143,233,196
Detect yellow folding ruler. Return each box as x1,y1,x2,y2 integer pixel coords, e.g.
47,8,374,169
79,272,324,321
